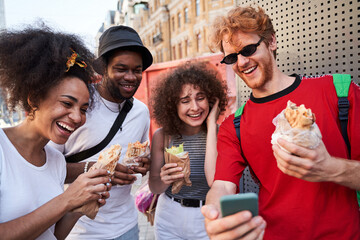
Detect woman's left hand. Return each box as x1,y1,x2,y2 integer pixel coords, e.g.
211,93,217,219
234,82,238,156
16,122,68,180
207,98,220,127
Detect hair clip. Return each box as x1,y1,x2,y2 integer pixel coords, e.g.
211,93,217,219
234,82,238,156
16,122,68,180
65,48,87,72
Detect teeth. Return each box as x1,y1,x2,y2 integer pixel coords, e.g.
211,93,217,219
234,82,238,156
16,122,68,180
58,122,75,132
243,66,256,74
189,114,201,117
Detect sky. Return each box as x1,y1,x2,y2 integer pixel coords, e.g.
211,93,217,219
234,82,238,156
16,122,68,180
4,0,119,52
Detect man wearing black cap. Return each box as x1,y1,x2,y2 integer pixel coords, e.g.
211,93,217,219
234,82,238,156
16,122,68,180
50,25,153,240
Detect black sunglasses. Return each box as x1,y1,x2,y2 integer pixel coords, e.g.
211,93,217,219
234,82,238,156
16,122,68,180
221,38,264,65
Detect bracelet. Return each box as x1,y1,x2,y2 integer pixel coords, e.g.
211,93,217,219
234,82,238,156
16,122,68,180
84,161,90,173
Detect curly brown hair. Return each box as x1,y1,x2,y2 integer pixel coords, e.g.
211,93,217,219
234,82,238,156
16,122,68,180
0,25,95,114
151,62,228,137
209,5,276,58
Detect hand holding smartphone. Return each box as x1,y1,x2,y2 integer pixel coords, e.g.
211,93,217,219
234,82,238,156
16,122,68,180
220,192,258,217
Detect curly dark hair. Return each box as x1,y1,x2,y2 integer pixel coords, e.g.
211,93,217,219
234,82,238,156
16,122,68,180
0,25,95,113
151,62,228,137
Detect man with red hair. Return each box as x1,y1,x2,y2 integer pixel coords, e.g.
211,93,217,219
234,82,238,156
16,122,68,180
201,5,360,240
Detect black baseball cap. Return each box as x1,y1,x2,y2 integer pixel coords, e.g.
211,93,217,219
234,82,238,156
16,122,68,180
96,25,153,71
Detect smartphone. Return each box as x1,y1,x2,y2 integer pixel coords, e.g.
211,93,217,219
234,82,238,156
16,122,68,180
220,192,258,217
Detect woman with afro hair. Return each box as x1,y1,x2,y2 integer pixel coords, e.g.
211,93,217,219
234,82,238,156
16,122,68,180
149,62,228,239
0,26,111,239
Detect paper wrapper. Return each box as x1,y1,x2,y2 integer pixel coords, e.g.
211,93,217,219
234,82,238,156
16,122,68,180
164,151,192,194
73,144,121,219
73,192,99,220
122,141,150,166
271,102,322,150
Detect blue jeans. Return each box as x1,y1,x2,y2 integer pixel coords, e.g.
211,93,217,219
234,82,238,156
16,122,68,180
112,224,139,240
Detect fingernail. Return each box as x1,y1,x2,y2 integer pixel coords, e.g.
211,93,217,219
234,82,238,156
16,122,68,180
109,178,112,182
242,211,251,219
106,183,110,186
107,170,110,174
260,223,266,229
253,216,262,224
210,209,217,218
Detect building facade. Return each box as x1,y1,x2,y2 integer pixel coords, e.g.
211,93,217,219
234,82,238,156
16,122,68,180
96,0,235,62
133,0,235,63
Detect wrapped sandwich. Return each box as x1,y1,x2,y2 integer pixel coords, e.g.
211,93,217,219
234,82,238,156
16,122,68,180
74,144,121,219
271,100,322,150
122,140,150,166
164,143,192,194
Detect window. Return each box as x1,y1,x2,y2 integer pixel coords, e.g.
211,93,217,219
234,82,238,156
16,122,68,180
172,46,176,60
184,7,189,23
172,17,175,31
185,39,189,56
196,0,200,17
197,33,201,52
179,43,182,59
178,12,181,28
159,49,163,62
157,51,162,63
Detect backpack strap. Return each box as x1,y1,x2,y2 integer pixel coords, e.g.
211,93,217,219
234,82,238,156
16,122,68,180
332,74,359,206
234,103,246,141
332,74,351,156
233,103,261,191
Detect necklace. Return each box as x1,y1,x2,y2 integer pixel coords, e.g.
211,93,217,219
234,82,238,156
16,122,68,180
99,96,119,113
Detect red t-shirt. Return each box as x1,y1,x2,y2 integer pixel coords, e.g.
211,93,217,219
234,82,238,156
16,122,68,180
215,75,360,239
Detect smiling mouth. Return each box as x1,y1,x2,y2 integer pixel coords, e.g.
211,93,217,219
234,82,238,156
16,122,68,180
56,122,75,133
242,65,257,74
120,83,137,91
188,113,201,118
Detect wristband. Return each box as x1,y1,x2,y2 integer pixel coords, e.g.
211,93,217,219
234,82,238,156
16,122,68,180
84,161,90,173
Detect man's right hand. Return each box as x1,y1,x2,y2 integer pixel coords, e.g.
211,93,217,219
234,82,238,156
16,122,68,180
201,204,266,240
112,163,136,185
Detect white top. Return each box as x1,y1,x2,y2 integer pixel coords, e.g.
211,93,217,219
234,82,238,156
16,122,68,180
0,129,66,240
50,92,150,240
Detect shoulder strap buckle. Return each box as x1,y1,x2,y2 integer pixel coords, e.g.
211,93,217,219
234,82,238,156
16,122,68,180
338,97,349,121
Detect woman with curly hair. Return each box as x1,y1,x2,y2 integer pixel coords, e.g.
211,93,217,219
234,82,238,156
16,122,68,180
149,62,228,239
0,26,111,239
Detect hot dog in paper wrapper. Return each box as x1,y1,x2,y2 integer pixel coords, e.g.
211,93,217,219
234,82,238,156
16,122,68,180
271,100,322,150
73,144,121,219
164,143,191,194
